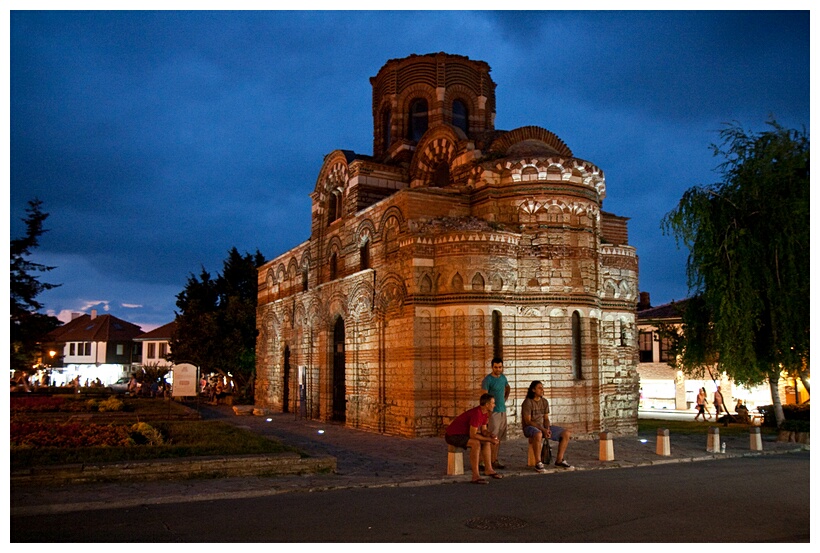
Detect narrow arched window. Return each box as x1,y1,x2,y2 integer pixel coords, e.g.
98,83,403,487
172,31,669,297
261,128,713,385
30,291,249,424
329,253,338,281
492,310,503,360
302,267,309,292
382,108,391,151
327,193,338,226
408,98,428,141
360,241,370,271
572,311,583,379
452,99,468,133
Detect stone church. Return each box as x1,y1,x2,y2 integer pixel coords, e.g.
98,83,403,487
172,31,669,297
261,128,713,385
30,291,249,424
255,53,639,438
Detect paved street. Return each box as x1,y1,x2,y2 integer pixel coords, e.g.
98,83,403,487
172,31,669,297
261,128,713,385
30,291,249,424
11,404,806,521
11,452,810,542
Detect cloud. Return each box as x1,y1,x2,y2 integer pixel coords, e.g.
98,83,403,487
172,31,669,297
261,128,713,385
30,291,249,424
121,303,144,309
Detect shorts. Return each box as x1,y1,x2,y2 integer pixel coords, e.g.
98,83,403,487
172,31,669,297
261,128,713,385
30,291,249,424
445,433,470,449
523,425,565,441
488,411,507,440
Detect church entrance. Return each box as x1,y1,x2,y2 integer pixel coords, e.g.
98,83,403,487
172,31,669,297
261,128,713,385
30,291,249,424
332,317,346,422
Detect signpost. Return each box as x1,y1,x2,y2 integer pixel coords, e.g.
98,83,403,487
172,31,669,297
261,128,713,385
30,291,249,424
172,363,198,398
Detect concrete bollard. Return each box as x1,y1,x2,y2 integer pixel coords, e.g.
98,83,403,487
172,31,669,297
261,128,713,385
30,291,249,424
599,432,614,461
446,444,464,475
707,426,721,453
750,426,763,451
656,428,671,456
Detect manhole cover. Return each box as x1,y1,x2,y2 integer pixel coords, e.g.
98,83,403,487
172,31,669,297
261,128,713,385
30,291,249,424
464,516,528,530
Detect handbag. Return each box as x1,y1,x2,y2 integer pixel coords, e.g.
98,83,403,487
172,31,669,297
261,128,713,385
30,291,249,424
541,436,552,465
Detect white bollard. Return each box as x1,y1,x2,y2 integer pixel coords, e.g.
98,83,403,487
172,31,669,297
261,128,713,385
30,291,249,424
750,426,763,451
707,426,721,453
656,428,671,456
599,432,614,461
447,444,464,475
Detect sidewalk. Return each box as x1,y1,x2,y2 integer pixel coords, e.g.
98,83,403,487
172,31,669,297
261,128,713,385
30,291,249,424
11,404,807,517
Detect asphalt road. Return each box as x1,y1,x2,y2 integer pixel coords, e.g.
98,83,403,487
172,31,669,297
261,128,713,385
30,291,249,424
11,452,809,542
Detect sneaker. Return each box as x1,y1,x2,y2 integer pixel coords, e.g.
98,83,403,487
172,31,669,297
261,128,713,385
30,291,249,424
555,459,572,468
535,462,547,473
491,460,506,470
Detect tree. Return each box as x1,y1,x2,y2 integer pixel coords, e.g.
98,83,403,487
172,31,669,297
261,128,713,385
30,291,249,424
170,247,265,401
662,120,809,426
10,199,61,372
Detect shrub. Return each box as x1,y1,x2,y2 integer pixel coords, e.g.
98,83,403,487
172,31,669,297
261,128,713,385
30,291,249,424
130,422,164,445
97,397,125,412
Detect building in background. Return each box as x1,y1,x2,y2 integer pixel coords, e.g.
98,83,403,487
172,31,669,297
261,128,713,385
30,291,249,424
255,53,639,438
635,292,802,414
134,320,176,370
39,310,142,386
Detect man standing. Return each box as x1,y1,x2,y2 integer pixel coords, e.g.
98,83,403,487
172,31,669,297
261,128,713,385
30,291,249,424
444,393,504,484
481,357,510,470
714,386,725,418
521,380,572,471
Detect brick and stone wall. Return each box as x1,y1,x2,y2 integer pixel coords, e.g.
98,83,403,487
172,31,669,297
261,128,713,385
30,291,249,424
255,53,639,438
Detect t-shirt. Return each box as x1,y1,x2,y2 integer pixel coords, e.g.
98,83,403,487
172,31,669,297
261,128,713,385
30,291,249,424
521,396,550,430
446,406,489,436
481,373,509,413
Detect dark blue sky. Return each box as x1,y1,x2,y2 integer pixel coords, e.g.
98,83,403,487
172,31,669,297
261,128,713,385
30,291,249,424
9,10,811,331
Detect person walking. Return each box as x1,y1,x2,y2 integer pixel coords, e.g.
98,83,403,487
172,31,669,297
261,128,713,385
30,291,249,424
714,386,725,419
444,393,504,484
694,388,708,421
521,380,573,471
481,357,510,470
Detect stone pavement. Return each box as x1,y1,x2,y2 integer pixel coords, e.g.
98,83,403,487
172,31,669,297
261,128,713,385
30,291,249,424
10,404,808,517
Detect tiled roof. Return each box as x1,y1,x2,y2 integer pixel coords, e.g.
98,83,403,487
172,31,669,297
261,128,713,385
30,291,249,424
637,299,690,323
44,314,143,342
135,320,177,341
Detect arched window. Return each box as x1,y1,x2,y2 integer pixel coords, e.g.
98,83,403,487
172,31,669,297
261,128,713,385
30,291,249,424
327,193,339,226
452,99,468,133
329,253,338,281
433,162,449,187
302,267,309,292
382,108,391,150
571,311,583,379
408,98,428,141
360,241,370,271
492,310,503,360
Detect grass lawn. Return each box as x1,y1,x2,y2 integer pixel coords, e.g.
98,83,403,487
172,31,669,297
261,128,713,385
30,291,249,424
11,395,305,470
638,418,776,437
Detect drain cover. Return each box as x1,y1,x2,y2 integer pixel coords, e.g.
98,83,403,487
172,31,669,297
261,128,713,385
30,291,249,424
465,516,528,530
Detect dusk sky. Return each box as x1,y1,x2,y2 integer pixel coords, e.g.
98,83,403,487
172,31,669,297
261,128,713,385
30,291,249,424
8,8,811,332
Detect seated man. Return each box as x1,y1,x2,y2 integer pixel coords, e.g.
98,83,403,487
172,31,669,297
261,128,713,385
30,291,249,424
444,393,504,484
521,380,572,472
735,399,751,424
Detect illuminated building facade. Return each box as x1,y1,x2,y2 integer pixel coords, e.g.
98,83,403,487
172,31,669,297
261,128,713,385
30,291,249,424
255,53,639,438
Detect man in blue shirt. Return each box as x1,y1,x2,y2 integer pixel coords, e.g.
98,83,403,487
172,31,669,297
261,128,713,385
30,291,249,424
481,357,510,469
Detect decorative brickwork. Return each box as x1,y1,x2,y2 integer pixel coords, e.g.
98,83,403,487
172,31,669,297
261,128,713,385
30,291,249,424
256,53,639,438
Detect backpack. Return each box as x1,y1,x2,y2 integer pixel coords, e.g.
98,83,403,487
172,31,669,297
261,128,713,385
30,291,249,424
541,436,552,465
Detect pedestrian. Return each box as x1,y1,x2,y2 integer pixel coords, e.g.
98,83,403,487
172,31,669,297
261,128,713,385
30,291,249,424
694,388,708,421
714,386,725,418
481,357,510,470
521,380,573,471
444,393,504,484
